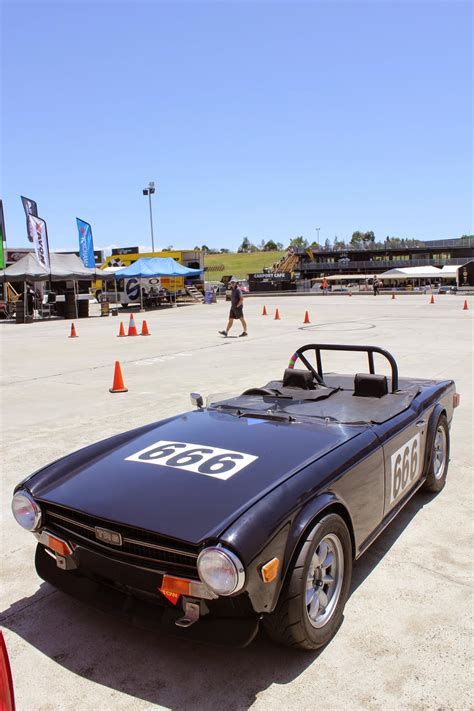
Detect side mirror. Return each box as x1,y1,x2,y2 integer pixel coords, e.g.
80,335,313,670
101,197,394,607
190,392,204,409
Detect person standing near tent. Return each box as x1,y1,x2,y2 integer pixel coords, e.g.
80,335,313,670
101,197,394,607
219,278,248,337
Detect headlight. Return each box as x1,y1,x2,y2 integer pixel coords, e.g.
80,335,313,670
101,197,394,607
11,491,42,531
197,546,245,596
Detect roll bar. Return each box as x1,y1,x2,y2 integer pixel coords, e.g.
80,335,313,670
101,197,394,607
291,344,399,393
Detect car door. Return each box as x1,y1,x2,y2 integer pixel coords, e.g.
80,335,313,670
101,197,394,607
381,410,429,515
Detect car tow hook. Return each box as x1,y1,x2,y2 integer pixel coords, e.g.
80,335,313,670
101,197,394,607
175,601,200,628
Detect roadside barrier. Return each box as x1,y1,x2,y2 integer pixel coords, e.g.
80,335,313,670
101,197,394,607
109,361,128,393
69,323,78,338
128,314,138,337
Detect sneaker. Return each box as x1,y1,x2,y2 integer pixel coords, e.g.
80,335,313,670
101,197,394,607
239,332,248,337
218,330,227,337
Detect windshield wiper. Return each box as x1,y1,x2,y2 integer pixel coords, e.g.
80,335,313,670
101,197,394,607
238,411,295,423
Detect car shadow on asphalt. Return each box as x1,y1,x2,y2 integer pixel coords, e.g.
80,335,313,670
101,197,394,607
1,583,321,710
2,489,437,710
350,488,438,595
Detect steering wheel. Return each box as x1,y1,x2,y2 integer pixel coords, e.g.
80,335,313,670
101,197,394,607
241,388,280,397
287,348,326,385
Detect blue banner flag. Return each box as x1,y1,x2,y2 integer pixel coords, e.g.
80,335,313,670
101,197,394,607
76,218,95,267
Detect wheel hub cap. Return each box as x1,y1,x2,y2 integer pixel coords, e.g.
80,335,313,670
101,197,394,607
305,533,344,628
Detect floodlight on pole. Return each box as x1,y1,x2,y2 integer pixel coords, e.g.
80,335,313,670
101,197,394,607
315,227,320,244
142,181,156,253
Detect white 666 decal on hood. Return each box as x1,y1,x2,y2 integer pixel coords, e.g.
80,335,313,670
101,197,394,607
125,440,258,481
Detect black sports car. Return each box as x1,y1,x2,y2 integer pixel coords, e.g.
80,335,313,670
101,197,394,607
12,344,458,650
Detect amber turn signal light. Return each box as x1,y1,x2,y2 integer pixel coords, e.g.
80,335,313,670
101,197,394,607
260,557,280,583
45,533,73,557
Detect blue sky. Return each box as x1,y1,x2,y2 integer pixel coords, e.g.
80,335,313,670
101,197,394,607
1,0,472,252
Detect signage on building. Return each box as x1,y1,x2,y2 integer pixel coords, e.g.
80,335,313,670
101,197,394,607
112,247,139,255
250,272,290,281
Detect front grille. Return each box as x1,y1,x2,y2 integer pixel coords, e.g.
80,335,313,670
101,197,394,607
41,502,199,577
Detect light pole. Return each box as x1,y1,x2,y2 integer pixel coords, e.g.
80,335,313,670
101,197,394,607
142,181,156,253
315,227,320,245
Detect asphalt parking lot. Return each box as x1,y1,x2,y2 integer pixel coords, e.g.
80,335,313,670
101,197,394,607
1,293,472,711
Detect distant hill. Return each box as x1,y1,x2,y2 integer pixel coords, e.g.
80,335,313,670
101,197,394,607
204,251,286,279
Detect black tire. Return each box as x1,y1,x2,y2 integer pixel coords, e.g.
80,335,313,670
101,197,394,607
263,513,352,650
423,414,449,493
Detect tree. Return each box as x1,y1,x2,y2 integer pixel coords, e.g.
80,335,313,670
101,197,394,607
324,238,331,251
333,237,346,250
220,248,230,253
258,239,266,251
289,236,308,249
310,241,320,249
193,245,200,251
162,245,173,251
200,245,210,253
276,242,284,250
264,239,278,251
238,237,252,253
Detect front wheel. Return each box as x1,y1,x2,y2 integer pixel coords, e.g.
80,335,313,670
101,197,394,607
423,414,449,493
263,513,352,650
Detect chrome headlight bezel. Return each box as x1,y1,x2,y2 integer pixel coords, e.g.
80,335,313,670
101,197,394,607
11,490,42,531
197,545,245,596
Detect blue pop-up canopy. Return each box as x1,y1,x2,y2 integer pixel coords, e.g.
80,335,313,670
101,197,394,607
114,257,203,278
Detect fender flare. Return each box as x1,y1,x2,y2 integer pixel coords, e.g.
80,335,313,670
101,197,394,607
280,493,356,582
422,404,447,476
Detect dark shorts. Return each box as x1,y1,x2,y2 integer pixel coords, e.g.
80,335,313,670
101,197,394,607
229,305,243,319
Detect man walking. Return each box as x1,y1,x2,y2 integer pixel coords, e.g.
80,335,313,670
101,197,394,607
219,278,248,337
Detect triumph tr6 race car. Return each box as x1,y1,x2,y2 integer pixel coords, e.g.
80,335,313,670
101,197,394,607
12,344,458,650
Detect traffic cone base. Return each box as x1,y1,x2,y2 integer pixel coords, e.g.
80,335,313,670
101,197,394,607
303,310,310,324
117,322,126,337
128,314,138,336
109,361,128,393
141,320,151,336
262,305,267,316
463,299,468,310
69,323,78,338
274,308,280,320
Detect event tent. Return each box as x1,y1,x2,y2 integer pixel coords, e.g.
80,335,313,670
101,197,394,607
1,252,102,281
378,266,443,280
113,257,203,279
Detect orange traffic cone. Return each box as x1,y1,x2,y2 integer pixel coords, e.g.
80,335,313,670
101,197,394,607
274,308,280,320
348,291,352,297
69,323,78,338
128,314,138,336
391,292,396,300
109,361,128,393
117,321,126,337
141,320,150,336
262,305,267,316
463,299,469,310
430,294,435,304
303,310,310,324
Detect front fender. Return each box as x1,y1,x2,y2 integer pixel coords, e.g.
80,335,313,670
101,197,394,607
280,493,355,581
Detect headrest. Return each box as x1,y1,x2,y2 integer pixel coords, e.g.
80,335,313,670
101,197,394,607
282,368,317,390
353,373,388,398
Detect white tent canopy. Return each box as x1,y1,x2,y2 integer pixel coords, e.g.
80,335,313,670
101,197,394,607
378,266,443,280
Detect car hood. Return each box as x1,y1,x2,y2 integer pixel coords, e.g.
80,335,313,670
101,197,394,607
27,409,364,544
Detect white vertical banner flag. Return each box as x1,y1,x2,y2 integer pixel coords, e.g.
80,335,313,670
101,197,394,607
28,214,50,270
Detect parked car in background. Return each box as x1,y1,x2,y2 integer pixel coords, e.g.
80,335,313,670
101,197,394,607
438,285,457,294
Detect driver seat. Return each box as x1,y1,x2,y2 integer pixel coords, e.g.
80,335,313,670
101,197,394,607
282,368,317,390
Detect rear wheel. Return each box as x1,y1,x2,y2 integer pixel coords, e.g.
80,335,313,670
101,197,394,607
423,414,449,493
263,513,352,650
